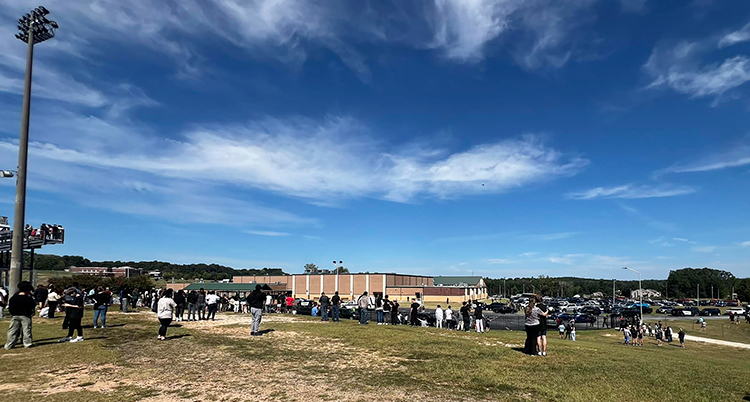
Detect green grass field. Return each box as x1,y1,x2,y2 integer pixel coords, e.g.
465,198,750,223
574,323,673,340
0,309,748,401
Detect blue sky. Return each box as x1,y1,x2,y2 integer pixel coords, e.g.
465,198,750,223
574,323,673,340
1,0,750,279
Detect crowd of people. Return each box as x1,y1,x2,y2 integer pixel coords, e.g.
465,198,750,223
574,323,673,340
0,223,65,244
619,320,686,348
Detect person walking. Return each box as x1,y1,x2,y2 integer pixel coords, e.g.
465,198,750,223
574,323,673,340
196,288,207,320
435,305,444,329
157,289,177,341
678,327,686,348
247,284,266,336
92,287,111,328
357,291,369,324
205,290,219,321
319,292,330,322
331,291,341,322
174,290,186,322
4,281,35,349
46,287,60,318
61,287,85,343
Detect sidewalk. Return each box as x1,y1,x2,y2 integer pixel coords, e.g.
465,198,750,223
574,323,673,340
684,334,750,349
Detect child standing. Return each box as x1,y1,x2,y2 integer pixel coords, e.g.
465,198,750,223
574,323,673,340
570,323,576,341
558,323,565,339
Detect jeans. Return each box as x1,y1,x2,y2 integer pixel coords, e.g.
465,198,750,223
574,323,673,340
4,316,32,349
197,304,206,320
391,311,399,325
187,303,197,320
176,304,185,320
332,306,340,322
321,306,329,321
207,304,218,320
93,306,107,327
377,310,383,324
359,307,368,324
251,307,263,333
159,318,172,337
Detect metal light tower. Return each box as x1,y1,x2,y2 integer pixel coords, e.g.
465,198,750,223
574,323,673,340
9,6,58,296
622,267,642,325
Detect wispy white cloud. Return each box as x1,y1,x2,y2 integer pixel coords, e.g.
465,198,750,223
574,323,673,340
740,241,750,248
7,120,586,204
655,143,750,175
673,237,698,244
719,22,750,48
519,252,539,257
649,237,673,247
243,230,291,237
303,235,322,241
567,184,696,200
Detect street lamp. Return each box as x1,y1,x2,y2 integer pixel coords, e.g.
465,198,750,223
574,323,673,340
9,7,58,296
1,170,15,178
622,267,642,325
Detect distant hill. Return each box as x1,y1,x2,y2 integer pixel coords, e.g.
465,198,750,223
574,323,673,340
23,252,286,281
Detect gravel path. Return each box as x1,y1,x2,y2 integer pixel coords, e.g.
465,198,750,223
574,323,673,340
684,334,750,349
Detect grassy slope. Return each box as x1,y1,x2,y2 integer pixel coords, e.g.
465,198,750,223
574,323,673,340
0,310,748,402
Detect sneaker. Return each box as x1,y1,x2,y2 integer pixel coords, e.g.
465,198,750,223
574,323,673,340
93,326,98,329
70,336,84,343
537,352,542,356
542,352,547,356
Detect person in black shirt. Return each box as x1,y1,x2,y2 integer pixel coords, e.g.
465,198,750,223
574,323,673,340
330,291,341,322
382,295,392,325
474,304,485,333
4,281,35,349
247,285,266,336
409,299,421,326
61,289,84,342
92,287,111,328
391,299,400,325
33,284,48,310
460,302,471,332
174,290,186,321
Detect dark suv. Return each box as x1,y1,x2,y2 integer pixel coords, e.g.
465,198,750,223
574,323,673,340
672,307,700,316
699,308,721,316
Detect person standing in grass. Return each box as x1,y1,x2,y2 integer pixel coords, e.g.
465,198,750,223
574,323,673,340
205,290,219,321
382,295,392,325
445,305,454,330
247,284,266,336
357,291,370,325
186,290,198,321
331,291,341,322
391,299,400,325
570,323,576,342
4,281,35,350
435,305,444,329
460,302,471,332
196,288,207,320
174,290,186,322
474,303,485,333
655,326,663,346
536,298,548,355
523,297,542,355
92,287,111,328
375,294,384,325
409,298,421,326
61,287,84,343
558,322,565,339
157,289,176,341
678,327,686,348
46,287,60,319
319,292,330,322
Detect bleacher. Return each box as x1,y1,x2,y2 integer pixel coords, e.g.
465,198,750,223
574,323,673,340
0,224,65,252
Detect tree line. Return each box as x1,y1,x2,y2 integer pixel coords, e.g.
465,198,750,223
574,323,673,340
24,252,286,281
484,268,750,301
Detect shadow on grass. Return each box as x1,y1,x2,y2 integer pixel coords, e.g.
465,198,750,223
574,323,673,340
34,336,108,347
257,329,275,335
166,334,191,340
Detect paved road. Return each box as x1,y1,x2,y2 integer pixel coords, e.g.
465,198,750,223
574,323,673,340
684,334,750,349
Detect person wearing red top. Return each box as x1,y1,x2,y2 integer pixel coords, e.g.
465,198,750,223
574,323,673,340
285,295,294,313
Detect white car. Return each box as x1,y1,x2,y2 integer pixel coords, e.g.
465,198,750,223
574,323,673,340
723,307,746,315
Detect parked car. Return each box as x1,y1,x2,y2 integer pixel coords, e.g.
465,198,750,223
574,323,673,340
580,306,602,315
575,314,597,324
724,307,746,315
671,307,699,316
699,308,721,316
490,305,516,314
656,306,674,314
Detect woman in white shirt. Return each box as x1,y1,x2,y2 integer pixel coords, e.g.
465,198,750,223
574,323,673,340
157,289,177,341
47,287,60,318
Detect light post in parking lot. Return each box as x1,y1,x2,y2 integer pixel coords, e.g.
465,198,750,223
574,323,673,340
622,267,642,324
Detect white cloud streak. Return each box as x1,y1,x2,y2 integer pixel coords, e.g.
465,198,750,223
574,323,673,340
719,22,750,48
484,258,514,264
655,144,750,175
243,230,291,237
567,184,696,200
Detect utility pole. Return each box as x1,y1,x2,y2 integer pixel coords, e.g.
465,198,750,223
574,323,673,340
612,279,616,307
697,284,700,306
9,7,58,296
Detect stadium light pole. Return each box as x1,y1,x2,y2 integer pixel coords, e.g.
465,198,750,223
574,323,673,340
622,267,642,325
8,7,58,296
